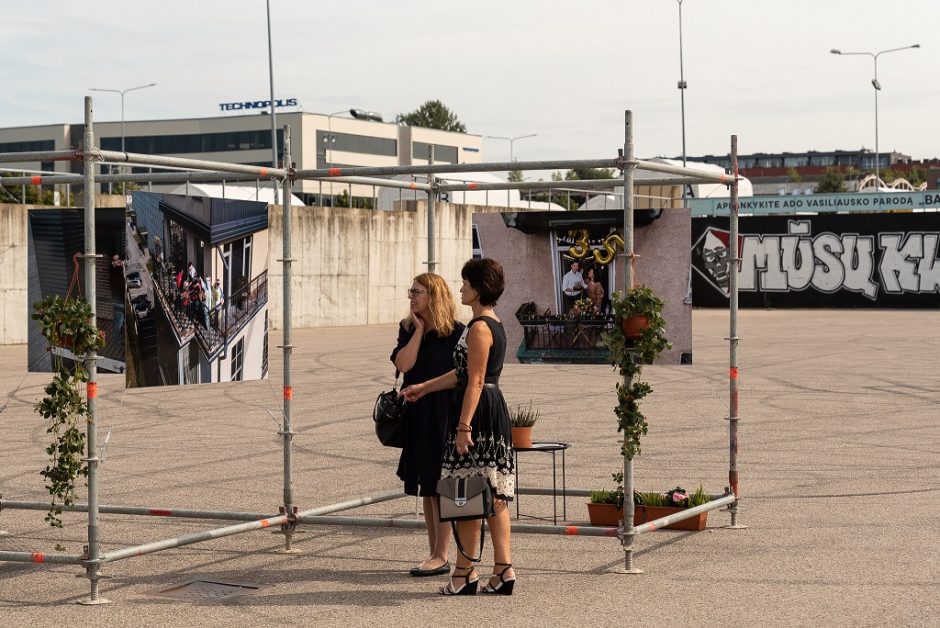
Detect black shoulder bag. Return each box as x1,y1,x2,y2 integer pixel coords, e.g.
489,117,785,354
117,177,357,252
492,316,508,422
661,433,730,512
373,369,407,448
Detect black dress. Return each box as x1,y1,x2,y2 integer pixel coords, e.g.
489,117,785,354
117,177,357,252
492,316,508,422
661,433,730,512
441,316,515,501
391,321,465,497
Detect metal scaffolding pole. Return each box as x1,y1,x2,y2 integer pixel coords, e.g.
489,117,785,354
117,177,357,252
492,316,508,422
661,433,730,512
294,157,620,180
96,149,287,178
618,110,641,575
632,493,736,535
426,145,437,273
0,149,77,163
728,135,742,528
78,96,109,605
279,125,298,552
435,177,704,193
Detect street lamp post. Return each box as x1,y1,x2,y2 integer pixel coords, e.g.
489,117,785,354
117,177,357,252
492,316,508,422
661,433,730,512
323,108,383,206
89,83,157,194
486,134,537,206
677,0,687,167
831,44,920,189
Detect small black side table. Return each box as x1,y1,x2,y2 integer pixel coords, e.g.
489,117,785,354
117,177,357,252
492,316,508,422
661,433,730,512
512,441,569,525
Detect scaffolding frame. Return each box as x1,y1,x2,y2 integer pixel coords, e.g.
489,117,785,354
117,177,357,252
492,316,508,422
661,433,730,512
0,99,742,602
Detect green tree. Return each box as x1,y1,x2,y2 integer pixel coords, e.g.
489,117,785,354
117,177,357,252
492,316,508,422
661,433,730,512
815,168,847,193
787,167,802,183
507,169,523,183
396,100,467,133
564,167,615,181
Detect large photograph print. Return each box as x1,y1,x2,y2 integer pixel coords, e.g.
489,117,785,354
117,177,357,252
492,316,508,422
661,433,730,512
27,207,127,374
125,192,270,387
474,209,692,364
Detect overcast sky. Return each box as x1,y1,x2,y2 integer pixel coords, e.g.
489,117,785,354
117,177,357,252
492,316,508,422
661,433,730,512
3,1,938,165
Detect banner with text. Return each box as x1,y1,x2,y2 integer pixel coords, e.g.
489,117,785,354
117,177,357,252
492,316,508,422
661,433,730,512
692,212,940,308
689,191,940,216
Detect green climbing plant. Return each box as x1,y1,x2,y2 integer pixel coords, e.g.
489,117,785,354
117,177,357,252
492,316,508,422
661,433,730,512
602,286,671,459
32,294,105,530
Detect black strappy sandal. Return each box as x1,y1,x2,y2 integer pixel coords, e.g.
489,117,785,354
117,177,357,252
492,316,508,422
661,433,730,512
439,565,479,596
480,562,515,596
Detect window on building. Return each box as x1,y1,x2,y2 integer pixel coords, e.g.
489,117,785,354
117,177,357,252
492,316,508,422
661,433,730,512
412,142,458,164
316,131,397,160
100,129,284,155
231,337,244,382
0,139,54,153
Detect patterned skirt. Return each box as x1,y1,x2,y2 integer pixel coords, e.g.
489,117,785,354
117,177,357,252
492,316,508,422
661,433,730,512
441,383,515,500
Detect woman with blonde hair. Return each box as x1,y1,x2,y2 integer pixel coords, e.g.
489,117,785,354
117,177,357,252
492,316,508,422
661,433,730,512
402,258,516,596
391,273,465,576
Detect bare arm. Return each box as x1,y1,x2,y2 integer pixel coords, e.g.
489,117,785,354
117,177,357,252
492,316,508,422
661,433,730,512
392,316,425,373
400,369,458,401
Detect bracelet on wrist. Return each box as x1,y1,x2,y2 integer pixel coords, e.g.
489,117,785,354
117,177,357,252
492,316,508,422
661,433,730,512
456,425,472,433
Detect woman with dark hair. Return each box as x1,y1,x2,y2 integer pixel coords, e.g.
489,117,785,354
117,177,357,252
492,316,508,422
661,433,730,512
586,266,605,315
391,273,465,577
401,258,516,596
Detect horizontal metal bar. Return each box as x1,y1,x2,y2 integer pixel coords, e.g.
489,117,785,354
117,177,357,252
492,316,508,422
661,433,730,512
296,515,620,537
295,490,406,519
295,158,621,180
0,550,84,565
0,170,267,187
0,150,78,163
630,158,734,185
313,175,433,191
100,513,290,563
631,493,737,536
96,149,288,178
0,500,273,522
517,486,592,497
436,176,704,193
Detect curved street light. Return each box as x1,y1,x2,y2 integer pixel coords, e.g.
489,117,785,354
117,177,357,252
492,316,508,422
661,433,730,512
830,44,920,188
89,82,157,193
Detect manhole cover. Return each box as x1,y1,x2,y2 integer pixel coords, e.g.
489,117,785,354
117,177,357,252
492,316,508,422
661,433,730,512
150,579,263,600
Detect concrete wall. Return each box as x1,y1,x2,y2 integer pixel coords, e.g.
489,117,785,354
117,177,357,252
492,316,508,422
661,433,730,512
265,200,494,329
0,204,32,344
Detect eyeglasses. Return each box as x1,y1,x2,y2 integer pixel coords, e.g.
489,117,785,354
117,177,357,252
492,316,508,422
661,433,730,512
407,288,428,297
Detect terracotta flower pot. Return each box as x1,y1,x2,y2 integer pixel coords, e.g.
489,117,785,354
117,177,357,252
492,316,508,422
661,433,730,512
587,503,708,530
620,315,649,338
586,502,622,526
634,505,708,531
511,426,533,449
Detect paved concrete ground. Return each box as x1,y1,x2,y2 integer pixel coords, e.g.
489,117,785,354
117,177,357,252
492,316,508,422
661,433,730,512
1,310,937,627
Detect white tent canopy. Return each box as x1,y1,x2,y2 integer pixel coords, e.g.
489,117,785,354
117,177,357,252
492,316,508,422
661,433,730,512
375,172,567,211
166,182,305,206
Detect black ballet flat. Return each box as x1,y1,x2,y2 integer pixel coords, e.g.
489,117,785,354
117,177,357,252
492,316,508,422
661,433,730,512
410,561,450,577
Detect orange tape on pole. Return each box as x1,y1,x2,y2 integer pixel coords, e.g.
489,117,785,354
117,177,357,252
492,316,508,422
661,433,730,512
87,382,97,399
32,552,45,563
328,167,342,177
148,509,172,517
260,519,270,528
730,367,739,380
409,182,417,190
260,167,269,177
31,175,42,185
564,526,579,536
468,183,479,190
283,386,293,401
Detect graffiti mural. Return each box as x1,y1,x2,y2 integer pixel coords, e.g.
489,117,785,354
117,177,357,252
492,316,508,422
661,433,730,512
692,213,940,308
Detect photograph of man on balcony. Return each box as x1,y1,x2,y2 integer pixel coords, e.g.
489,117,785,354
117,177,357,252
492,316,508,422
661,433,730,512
125,192,269,388
471,210,692,365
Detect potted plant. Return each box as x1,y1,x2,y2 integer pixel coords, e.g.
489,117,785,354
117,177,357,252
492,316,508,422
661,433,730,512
587,474,712,531
602,286,671,460
634,485,711,531
32,294,105,533
510,401,540,449
587,472,625,526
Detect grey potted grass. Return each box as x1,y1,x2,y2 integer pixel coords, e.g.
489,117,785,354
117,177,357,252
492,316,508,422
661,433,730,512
509,401,540,449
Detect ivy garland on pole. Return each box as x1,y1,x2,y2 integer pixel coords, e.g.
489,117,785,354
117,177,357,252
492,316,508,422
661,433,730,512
602,286,671,459
32,294,105,529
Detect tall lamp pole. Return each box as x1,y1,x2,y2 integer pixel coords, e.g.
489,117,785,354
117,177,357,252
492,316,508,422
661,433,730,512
831,44,920,189
677,0,687,167
266,0,279,204
89,83,157,194
486,134,537,206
